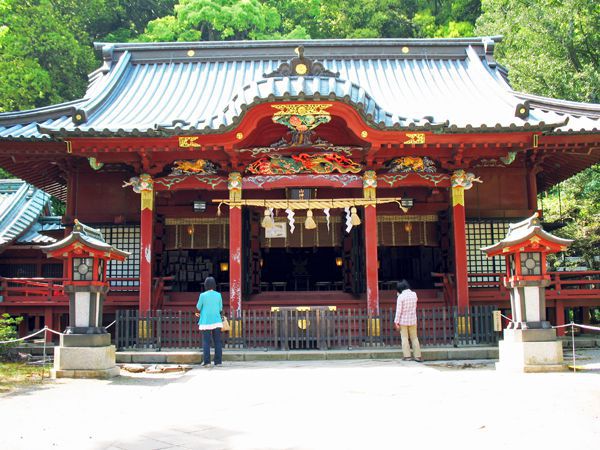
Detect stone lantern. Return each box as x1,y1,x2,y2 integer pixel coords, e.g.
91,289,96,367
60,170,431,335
42,220,129,378
482,213,572,372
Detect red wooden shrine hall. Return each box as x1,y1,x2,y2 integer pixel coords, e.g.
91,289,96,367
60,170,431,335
0,38,598,336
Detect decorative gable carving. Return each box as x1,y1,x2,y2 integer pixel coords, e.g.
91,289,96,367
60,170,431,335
263,46,339,78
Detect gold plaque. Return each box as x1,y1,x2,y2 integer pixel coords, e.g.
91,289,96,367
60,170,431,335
361,130,368,138
187,50,195,57
236,132,244,140
402,46,410,54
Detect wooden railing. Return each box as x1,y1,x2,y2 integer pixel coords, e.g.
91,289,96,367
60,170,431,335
115,305,499,351
467,271,600,297
153,276,174,310
0,277,67,302
0,276,141,304
432,272,455,307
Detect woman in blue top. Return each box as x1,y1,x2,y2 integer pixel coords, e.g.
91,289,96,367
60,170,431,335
196,277,223,366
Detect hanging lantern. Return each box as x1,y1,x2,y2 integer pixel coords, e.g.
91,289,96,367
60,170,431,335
404,222,413,233
261,208,274,228
187,224,194,235
350,207,361,226
335,257,343,267
305,209,317,229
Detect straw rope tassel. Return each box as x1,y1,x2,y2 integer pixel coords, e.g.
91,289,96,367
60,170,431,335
350,206,361,226
305,209,317,229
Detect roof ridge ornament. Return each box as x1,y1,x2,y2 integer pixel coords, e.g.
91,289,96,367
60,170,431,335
263,46,339,78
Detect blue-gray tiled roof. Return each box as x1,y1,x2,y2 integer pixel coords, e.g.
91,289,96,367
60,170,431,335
0,37,598,140
0,180,59,249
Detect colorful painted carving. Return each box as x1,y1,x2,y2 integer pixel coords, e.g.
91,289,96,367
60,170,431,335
154,175,227,190
171,159,219,175
122,173,153,193
386,156,436,173
451,169,482,190
474,151,517,168
88,157,104,171
246,153,362,175
499,151,517,165
363,170,377,200
228,172,242,200
238,137,360,157
272,104,332,146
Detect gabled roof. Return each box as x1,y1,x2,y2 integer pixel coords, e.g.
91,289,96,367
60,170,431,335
481,213,573,256
0,180,59,250
42,220,129,260
0,37,598,140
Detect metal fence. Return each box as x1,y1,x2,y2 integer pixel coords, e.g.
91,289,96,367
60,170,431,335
115,305,499,351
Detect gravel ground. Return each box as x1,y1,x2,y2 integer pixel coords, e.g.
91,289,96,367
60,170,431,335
1,349,599,450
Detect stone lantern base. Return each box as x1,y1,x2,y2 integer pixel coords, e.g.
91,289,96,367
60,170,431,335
51,333,120,379
495,328,566,373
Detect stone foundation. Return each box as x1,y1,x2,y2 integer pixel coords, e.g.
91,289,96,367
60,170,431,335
496,328,566,373
51,345,120,379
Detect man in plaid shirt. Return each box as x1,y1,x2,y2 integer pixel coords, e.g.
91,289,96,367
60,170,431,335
394,279,422,362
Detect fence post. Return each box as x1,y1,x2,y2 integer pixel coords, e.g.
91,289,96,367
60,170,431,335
157,310,162,351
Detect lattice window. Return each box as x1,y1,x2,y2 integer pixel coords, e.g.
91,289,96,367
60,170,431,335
466,220,512,284
99,226,140,287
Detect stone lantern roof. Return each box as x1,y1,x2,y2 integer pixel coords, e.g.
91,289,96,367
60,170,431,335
42,219,129,260
481,213,572,257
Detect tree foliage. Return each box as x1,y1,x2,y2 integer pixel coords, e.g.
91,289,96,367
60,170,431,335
140,0,285,41
139,0,479,42
542,165,600,270
0,0,174,112
0,313,23,360
476,0,599,103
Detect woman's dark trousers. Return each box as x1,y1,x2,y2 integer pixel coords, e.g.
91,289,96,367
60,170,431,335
202,328,222,365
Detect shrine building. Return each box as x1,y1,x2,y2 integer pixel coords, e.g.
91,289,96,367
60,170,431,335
0,38,599,338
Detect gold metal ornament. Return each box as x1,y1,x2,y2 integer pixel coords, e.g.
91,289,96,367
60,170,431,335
179,137,201,148
404,133,426,144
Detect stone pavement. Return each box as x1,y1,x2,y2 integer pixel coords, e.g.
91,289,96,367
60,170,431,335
1,349,599,450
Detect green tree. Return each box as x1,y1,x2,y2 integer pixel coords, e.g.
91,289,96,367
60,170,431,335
476,0,600,102
0,0,95,111
0,0,175,112
542,165,600,270
0,314,23,360
139,0,285,41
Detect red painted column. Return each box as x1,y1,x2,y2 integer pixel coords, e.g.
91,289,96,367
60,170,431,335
138,175,155,313
451,184,469,310
364,204,379,315
228,173,243,317
363,171,379,317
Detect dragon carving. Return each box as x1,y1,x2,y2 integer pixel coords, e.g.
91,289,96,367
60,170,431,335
246,153,362,175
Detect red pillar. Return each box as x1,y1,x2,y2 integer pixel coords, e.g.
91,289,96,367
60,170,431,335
364,204,379,315
451,185,469,310
228,173,243,317
139,175,154,313
229,206,242,316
